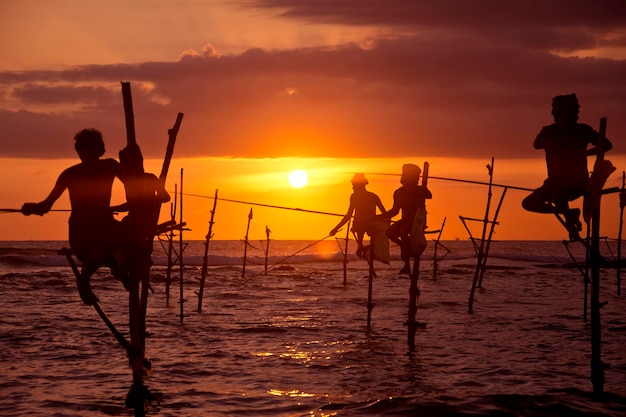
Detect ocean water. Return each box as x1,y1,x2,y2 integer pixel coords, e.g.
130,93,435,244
1,239,625,416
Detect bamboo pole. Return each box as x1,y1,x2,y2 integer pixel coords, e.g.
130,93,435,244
432,217,447,279
366,241,375,329
468,158,495,314
120,82,183,415
477,187,508,288
343,220,351,286
263,226,271,275
165,187,177,305
407,161,430,348
197,189,218,312
242,208,253,278
590,117,607,395
178,169,185,323
617,171,624,296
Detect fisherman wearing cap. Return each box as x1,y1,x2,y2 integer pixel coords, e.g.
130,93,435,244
379,163,432,275
330,173,386,258
522,93,612,240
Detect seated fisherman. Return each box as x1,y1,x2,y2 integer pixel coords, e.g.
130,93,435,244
330,173,386,258
21,128,133,305
522,93,612,240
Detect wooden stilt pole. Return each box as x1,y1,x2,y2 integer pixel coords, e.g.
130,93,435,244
242,208,253,278
477,187,507,287
407,162,429,348
590,117,608,395
197,189,218,312
165,187,177,305
432,217,447,279
120,82,183,415
343,220,351,287
468,158,495,314
366,242,375,329
178,169,186,323
617,171,624,296
263,226,271,275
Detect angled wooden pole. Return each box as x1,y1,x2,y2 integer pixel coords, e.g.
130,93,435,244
432,217,447,279
468,157,495,313
477,186,508,287
198,189,218,312
242,208,253,278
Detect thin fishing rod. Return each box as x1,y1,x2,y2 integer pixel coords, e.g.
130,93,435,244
180,192,344,217
0,208,71,213
365,172,534,192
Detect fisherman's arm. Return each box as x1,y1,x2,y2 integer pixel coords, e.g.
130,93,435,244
21,171,69,216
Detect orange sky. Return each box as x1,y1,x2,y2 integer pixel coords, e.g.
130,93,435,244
1,1,625,241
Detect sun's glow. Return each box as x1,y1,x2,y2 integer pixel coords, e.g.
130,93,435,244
288,170,308,188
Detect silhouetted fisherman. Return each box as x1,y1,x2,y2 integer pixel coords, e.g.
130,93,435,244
522,94,612,240
379,164,432,274
21,129,136,305
330,173,386,258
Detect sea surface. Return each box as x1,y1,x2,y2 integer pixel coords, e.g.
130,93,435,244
1,239,625,416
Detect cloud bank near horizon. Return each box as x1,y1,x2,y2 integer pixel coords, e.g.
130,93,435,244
1,0,625,160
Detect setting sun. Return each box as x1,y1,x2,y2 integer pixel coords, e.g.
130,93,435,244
288,170,308,188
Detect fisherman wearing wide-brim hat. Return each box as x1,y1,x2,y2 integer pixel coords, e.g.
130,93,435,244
330,173,386,258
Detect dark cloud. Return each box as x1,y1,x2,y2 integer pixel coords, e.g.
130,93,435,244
248,0,626,52
1,5,625,159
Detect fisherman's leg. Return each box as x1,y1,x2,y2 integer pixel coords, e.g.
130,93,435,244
355,231,365,258
399,235,411,275
554,195,583,241
77,259,100,306
522,187,557,214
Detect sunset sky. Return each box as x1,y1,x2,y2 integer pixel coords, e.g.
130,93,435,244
1,0,625,242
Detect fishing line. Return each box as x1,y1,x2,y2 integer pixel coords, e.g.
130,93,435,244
264,234,332,273
178,192,344,217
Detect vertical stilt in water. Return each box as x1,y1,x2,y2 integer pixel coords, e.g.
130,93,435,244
407,161,429,348
264,226,271,275
468,157,494,313
178,169,185,323
242,208,253,278
407,256,421,348
590,117,607,395
198,189,218,312
432,217,446,280
120,82,183,415
617,172,624,296
165,186,177,305
366,243,375,329
343,219,351,286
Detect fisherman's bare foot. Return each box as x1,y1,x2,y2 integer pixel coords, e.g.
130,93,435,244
76,279,99,305
564,208,582,241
